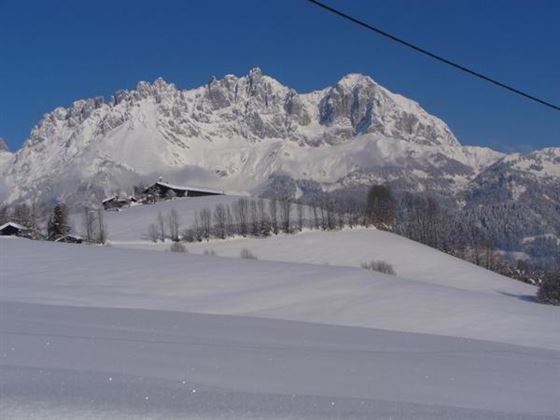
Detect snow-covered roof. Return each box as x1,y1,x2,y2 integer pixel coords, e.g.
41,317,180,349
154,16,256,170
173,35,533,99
184,186,224,195
54,234,83,242
151,181,223,195
0,222,29,231
154,181,188,191
102,196,117,204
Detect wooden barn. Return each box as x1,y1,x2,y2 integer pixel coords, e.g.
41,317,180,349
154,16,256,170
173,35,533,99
144,180,223,200
0,222,30,237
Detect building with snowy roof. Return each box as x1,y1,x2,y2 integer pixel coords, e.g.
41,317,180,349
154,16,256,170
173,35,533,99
0,222,30,237
143,180,223,200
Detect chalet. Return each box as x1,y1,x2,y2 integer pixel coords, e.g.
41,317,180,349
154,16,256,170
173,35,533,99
0,222,30,237
54,234,83,244
102,195,134,211
143,180,223,200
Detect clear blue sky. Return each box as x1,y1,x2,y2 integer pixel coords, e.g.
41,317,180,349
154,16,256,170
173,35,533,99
1,0,558,152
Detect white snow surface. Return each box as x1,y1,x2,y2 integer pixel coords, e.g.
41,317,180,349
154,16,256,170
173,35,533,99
1,237,560,418
3,237,558,349
2,301,559,420
6,194,558,418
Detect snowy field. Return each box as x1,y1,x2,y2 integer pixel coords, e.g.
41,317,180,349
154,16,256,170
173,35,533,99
2,301,559,420
1,235,560,419
4,197,560,419
95,195,533,294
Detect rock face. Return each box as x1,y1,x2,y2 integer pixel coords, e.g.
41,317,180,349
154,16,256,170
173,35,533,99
2,68,512,206
1,68,558,259
0,138,9,153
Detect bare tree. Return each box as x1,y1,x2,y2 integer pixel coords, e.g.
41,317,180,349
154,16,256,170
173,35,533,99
147,223,159,242
157,212,165,242
257,199,270,236
226,205,234,236
191,211,203,241
82,207,96,242
167,208,181,242
279,199,292,233
249,200,259,236
97,208,106,244
311,203,320,230
213,204,227,239
269,199,279,235
296,202,305,232
234,198,249,236
199,208,212,240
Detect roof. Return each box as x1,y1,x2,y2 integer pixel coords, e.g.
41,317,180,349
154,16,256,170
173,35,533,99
54,234,83,242
151,181,223,195
0,222,29,231
102,196,117,204
153,181,188,192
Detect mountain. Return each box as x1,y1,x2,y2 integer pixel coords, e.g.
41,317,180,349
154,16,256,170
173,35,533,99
0,69,558,261
2,68,507,205
464,147,560,256
0,138,14,201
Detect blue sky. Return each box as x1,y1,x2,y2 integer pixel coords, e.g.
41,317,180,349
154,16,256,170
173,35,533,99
1,0,558,152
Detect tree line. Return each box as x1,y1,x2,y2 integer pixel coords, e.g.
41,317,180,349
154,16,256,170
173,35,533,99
144,185,553,285
0,202,107,244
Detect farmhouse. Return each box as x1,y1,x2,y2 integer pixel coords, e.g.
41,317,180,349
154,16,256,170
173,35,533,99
0,222,30,237
143,180,223,200
102,195,135,211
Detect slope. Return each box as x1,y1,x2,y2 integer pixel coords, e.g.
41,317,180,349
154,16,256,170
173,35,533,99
97,195,531,296
2,301,559,419
2,237,559,350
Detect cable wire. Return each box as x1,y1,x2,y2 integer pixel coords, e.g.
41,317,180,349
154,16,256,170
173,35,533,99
306,0,560,112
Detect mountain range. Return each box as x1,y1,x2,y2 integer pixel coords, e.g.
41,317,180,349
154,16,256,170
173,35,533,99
0,68,558,259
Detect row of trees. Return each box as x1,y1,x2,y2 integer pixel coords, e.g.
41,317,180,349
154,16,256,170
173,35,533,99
144,185,528,282
0,202,107,244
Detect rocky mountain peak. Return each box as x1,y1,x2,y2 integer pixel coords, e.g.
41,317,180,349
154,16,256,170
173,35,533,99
0,138,9,153
2,68,520,206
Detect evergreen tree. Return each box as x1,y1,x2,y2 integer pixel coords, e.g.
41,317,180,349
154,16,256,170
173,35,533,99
47,204,71,240
366,185,395,229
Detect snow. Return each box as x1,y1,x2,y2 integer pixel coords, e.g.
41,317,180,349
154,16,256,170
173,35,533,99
101,195,117,204
1,236,560,418
153,181,224,195
96,195,531,295
2,69,513,206
2,237,559,350
97,195,242,241
2,301,559,419
0,221,29,231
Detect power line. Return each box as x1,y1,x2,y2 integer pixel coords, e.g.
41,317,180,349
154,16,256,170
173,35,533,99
305,0,560,112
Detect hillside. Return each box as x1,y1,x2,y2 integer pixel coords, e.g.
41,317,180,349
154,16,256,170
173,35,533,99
2,237,558,349
1,237,559,419
94,195,531,293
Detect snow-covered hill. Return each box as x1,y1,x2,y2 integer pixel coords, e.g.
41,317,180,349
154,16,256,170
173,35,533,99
1,69,515,205
95,195,524,295
1,237,559,418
